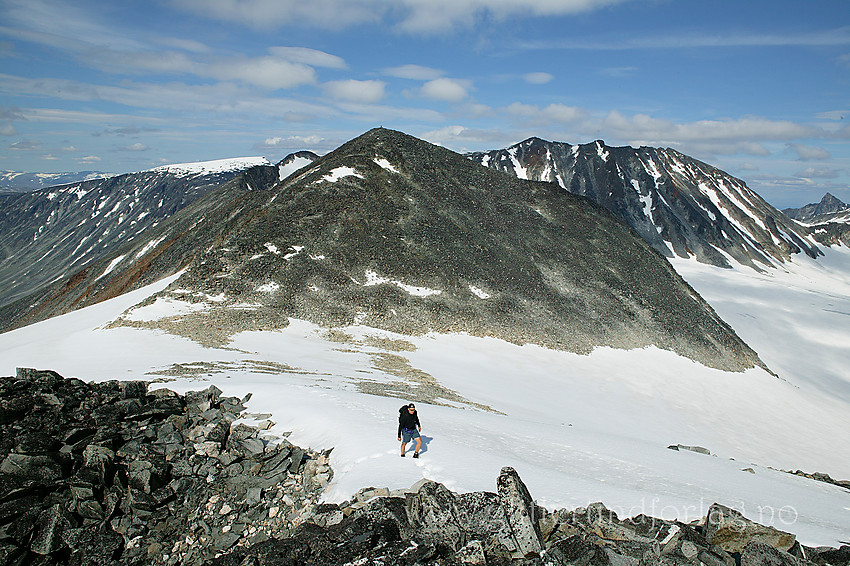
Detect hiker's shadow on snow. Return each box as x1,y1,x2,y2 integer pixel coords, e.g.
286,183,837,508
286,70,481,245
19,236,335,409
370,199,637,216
419,435,433,454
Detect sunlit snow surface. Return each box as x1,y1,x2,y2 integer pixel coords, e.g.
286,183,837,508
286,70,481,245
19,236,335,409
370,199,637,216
1,250,849,545
149,157,270,176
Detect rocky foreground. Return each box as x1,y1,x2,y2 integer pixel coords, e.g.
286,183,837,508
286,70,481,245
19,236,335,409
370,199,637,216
1,370,848,566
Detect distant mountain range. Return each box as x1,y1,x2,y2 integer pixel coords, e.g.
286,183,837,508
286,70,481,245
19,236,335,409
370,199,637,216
469,138,821,270
0,170,112,194
0,157,284,309
783,193,850,225
0,129,762,372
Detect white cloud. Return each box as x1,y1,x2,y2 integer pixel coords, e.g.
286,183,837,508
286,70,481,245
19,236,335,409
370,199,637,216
384,64,444,80
8,139,40,150
523,72,554,84
421,125,508,147
121,142,149,151
788,143,831,161
257,135,324,149
523,27,850,51
79,155,101,163
0,123,16,136
601,110,817,144
323,80,386,103
209,56,317,89
395,0,629,34
507,102,585,124
171,0,384,30
154,37,212,54
796,167,841,179
268,47,347,69
420,78,470,102
171,0,628,34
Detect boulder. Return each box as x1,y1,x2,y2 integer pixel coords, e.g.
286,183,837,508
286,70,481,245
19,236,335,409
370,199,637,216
741,542,816,565
406,480,465,551
30,504,70,555
704,503,796,553
497,466,544,557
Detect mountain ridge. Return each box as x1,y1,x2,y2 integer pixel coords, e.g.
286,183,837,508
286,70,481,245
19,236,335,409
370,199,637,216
2,128,763,372
469,137,822,270
783,192,850,224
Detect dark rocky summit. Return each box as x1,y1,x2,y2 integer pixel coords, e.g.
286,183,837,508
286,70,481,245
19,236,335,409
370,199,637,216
2,370,847,566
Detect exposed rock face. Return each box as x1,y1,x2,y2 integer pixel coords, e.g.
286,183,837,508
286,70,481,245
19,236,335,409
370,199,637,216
0,369,330,565
470,138,822,269
3,128,765,373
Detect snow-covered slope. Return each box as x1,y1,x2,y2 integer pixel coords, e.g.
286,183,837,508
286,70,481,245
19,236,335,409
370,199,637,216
149,156,270,176
470,138,821,270
0,247,848,547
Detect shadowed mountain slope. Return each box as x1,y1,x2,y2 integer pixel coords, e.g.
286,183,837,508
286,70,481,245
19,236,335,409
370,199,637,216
470,138,821,270
0,159,279,308
1,129,763,372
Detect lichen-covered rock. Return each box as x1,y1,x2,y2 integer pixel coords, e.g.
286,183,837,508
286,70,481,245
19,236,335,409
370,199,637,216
705,503,796,554
497,466,544,557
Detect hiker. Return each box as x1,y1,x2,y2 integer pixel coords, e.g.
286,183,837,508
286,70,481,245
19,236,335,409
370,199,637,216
398,403,421,458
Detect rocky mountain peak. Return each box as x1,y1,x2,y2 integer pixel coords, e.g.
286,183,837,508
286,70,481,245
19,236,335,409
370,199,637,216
2,128,765,372
783,192,850,224
470,139,821,270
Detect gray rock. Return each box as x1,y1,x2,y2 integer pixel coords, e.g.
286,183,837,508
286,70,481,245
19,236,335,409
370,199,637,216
741,542,816,565
184,385,222,413
0,453,62,481
120,380,148,399
497,466,544,557
406,480,466,551
704,503,796,553
30,504,70,555
668,444,711,455
455,539,487,564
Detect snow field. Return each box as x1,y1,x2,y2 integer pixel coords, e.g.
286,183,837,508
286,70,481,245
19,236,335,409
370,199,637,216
0,249,849,546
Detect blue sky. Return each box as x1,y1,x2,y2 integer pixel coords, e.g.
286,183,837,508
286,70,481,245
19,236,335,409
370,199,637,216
1,0,848,207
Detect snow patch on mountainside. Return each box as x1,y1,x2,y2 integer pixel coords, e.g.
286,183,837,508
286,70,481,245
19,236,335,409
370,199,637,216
122,296,210,322
322,166,364,183
279,157,314,180
150,157,270,177
374,157,400,173
363,270,442,297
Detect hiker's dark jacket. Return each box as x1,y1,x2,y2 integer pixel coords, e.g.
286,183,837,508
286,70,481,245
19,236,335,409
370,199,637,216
398,411,420,437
